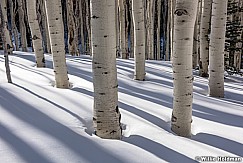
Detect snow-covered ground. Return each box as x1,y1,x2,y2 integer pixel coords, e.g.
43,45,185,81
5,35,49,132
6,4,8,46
0,51,243,163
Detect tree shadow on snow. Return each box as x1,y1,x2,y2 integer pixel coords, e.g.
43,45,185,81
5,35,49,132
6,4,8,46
123,135,196,163
0,87,124,163
192,133,243,157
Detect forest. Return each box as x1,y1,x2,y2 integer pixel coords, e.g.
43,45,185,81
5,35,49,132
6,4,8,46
0,0,243,162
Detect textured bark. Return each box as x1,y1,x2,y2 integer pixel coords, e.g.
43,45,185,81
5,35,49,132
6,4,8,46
171,0,198,137
45,0,69,88
91,0,122,139
67,0,78,56
9,0,19,51
85,0,91,55
208,0,227,98
156,0,161,60
0,4,12,83
165,0,171,61
0,0,13,54
132,0,146,80
79,0,85,54
148,0,155,59
119,0,127,59
199,0,211,76
26,0,45,67
17,0,28,52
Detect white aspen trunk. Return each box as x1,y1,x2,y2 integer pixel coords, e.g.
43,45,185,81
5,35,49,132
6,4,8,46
0,3,12,83
9,0,19,51
208,0,227,98
149,0,155,60
199,0,211,76
0,0,13,54
119,0,127,59
171,0,198,137
26,0,45,67
45,0,69,88
157,0,161,60
132,0,146,80
170,0,176,60
91,0,122,139
115,0,120,57
41,0,51,54
17,0,28,52
130,0,134,59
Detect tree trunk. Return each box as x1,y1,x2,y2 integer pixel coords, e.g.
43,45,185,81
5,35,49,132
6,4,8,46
165,0,171,61
17,0,28,52
0,4,12,83
91,0,122,139
156,0,161,60
119,0,127,59
1,0,13,54
26,0,45,67
199,0,211,76
132,0,146,81
45,0,69,88
9,0,19,51
208,0,227,98
171,0,198,137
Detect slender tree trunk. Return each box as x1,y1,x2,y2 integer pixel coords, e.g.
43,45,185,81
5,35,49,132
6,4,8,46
1,0,13,54
91,0,122,139
79,0,85,54
9,0,19,51
85,0,91,55
171,0,198,137
0,4,12,83
132,0,146,80
119,0,127,59
208,0,227,97
17,0,28,52
156,0,162,60
165,0,171,61
199,0,211,76
45,0,69,88
26,0,45,67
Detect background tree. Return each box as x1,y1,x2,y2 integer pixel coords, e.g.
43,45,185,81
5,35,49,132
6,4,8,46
45,0,69,88
208,0,228,97
26,0,45,67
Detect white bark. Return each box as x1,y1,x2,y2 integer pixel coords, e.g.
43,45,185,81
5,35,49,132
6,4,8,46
0,0,13,54
199,0,211,76
171,0,198,137
9,0,19,51
208,0,227,98
165,0,171,61
45,0,69,88
156,0,161,60
119,0,127,59
132,0,146,80
26,0,45,67
91,0,122,139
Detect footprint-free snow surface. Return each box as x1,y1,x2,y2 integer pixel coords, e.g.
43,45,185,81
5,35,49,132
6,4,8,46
1,51,243,163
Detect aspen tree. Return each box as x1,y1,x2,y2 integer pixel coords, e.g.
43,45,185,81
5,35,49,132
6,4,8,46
26,0,45,67
45,0,69,88
208,0,227,97
91,0,122,139
171,0,198,137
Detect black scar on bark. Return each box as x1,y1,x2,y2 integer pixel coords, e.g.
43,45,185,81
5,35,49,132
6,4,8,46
174,9,188,16
116,105,119,113
92,15,99,19
171,113,177,122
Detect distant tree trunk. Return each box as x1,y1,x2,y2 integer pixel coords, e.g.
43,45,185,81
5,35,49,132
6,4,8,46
156,0,161,60
208,0,227,98
148,0,155,59
9,0,19,51
67,0,78,56
85,0,91,55
199,0,211,76
119,0,127,59
45,0,69,88
1,0,13,55
132,0,146,81
165,0,171,61
171,0,198,137
91,0,122,139
79,0,85,54
17,0,28,52
0,4,12,83
26,0,45,67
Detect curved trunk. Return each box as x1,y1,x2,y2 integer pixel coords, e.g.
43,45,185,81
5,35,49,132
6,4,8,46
26,0,45,67
45,0,69,88
132,0,146,80
171,0,198,137
91,0,122,139
208,0,227,97
199,0,211,76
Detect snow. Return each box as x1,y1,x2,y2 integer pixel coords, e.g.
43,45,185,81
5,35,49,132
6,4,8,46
0,51,243,163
